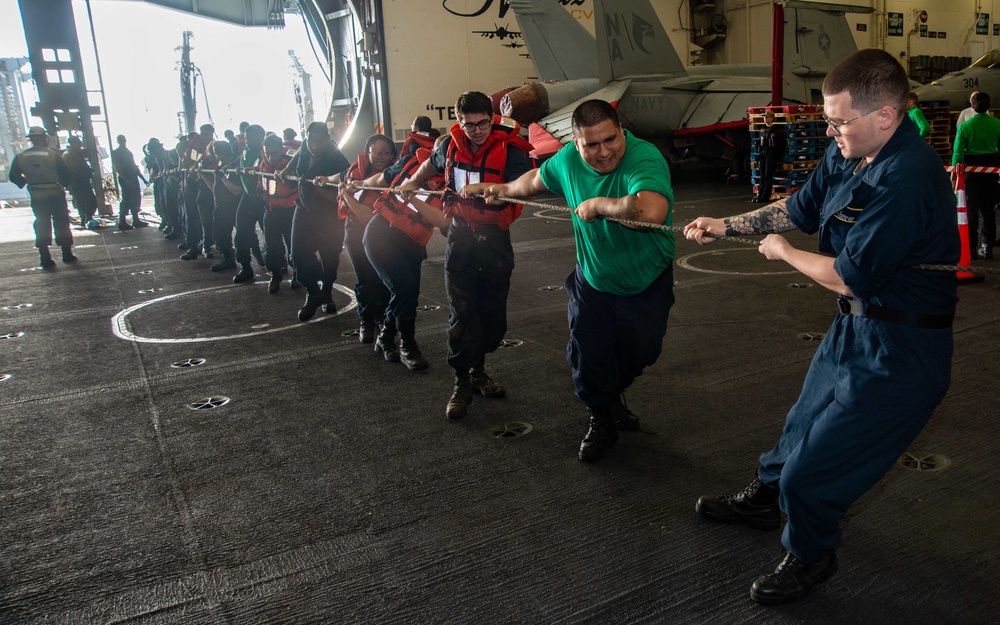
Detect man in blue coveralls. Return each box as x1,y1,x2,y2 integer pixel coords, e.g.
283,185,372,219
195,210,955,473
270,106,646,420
685,49,959,605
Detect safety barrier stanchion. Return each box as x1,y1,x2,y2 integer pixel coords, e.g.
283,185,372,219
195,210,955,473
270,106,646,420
954,164,985,285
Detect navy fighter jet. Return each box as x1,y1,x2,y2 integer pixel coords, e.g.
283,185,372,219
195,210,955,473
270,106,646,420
914,49,1000,111
505,0,869,170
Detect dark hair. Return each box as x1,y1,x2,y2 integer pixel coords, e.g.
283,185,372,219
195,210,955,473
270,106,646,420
244,124,266,143
428,128,441,138
571,99,621,131
211,140,232,160
199,124,214,134
822,49,908,117
239,121,249,132
972,91,992,113
263,134,283,149
224,129,235,138
283,128,297,140
455,91,493,118
365,133,397,156
306,121,330,137
412,116,433,132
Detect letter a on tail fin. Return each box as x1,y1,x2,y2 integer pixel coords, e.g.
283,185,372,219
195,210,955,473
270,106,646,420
594,0,687,82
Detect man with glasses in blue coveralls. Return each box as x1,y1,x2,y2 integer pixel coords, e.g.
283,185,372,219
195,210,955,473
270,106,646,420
685,49,959,605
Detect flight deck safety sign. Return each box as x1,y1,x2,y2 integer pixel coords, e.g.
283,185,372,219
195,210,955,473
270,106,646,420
977,14,990,35
888,12,903,37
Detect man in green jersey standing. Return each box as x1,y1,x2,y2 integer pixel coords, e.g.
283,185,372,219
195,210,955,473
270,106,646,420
463,99,674,462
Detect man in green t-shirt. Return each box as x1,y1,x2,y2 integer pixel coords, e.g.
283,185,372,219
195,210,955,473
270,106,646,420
906,92,930,139
462,99,674,462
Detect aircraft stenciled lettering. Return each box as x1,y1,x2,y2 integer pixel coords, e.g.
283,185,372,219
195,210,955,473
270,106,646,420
628,95,664,112
570,9,594,20
605,12,655,60
558,0,586,6
632,13,655,54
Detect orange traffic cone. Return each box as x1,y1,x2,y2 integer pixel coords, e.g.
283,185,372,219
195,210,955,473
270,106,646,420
955,165,985,284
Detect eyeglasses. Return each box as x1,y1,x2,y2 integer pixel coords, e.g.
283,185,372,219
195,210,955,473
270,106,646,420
369,150,393,158
460,119,492,133
821,108,888,137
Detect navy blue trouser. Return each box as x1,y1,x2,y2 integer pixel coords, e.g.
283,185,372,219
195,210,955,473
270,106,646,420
757,314,952,563
196,181,215,249
364,214,425,338
347,216,390,322
31,192,73,248
444,220,513,371
212,189,239,259
235,194,265,267
290,205,345,295
119,181,141,220
263,206,294,275
182,178,201,249
564,263,674,408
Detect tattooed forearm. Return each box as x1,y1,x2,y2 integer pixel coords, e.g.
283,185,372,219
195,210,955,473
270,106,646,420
620,195,642,221
723,198,796,235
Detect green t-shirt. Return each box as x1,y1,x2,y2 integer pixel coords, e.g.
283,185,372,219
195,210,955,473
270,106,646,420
540,130,674,296
907,106,930,138
952,113,1000,165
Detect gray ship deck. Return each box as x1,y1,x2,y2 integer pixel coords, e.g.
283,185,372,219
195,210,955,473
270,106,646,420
1,174,997,624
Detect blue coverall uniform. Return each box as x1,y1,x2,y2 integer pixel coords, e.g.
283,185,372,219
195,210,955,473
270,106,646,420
756,116,960,564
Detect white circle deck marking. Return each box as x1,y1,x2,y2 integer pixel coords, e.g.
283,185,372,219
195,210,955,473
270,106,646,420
532,208,572,221
676,247,797,276
111,282,357,343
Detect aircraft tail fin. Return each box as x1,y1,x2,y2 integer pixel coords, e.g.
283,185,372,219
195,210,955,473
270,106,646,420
594,0,687,82
781,1,869,103
510,0,596,81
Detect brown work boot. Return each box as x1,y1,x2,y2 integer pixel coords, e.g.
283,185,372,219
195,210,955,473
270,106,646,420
446,371,473,419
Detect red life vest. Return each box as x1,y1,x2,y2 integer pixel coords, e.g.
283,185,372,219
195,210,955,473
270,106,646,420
373,149,443,247
401,131,436,158
444,115,533,230
338,151,393,220
283,139,301,154
259,150,297,209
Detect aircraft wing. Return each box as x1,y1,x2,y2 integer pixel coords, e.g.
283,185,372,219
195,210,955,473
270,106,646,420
677,89,770,136
535,80,632,145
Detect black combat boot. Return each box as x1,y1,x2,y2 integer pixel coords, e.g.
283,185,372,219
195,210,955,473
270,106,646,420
358,316,376,343
578,404,619,462
179,246,200,261
298,289,323,322
38,246,55,268
211,252,237,272
320,282,336,314
695,475,781,531
374,324,400,363
232,264,254,283
750,550,838,605
398,319,427,370
469,364,505,398
611,394,640,431
268,270,282,294
61,246,77,263
446,370,473,419
117,217,133,230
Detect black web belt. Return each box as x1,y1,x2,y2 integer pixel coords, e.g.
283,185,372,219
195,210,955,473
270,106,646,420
837,297,953,329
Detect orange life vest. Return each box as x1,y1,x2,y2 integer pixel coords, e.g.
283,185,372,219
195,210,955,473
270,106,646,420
401,131,436,158
373,149,443,247
444,115,532,230
259,150,297,209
